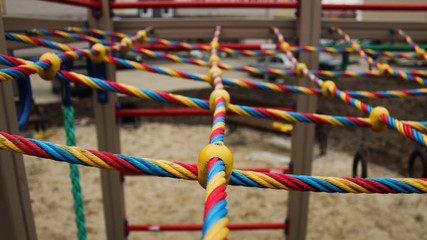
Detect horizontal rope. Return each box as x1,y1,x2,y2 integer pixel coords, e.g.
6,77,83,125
0,52,426,132
24,30,427,79
0,131,426,194
7,33,427,100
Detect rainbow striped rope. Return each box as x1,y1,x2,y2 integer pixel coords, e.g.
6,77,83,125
393,28,427,61
274,26,427,148
202,26,229,240
333,27,427,86
1,53,427,132
66,26,421,60
7,33,427,99
0,130,426,194
4,28,427,146
18,31,427,79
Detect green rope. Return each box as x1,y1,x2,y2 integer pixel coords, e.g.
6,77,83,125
63,105,87,240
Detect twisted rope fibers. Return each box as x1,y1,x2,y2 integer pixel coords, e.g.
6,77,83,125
66,26,422,60
0,26,427,193
202,26,229,240
63,106,87,240
393,28,427,61
0,130,426,194
333,27,427,86
331,27,427,146
25,29,427,79
8,32,427,99
0,52,426,131
274,27,427,148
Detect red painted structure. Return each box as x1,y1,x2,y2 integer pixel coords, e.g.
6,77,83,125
126,223,288,231
37,0,100,8
38,0,427,12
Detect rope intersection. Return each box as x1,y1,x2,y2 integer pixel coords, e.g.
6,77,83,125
1,24,427,239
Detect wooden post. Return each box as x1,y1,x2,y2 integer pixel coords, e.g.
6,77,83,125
87,1,126,239
287,0,321,239
0,13,38,240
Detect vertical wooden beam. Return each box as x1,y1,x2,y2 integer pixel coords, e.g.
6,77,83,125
87,1,126,240
287,0,321,239
0,13,38,240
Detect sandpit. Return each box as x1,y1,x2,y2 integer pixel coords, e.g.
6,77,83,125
24,122,427,240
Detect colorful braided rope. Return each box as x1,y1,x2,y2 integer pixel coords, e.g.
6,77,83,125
67,26,421,60
0,130,426,194
393,28,427,61
202,26,229,240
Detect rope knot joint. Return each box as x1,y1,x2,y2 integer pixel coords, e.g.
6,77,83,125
90,43,106,64
321,80,336,99
197,142,233,188
208,67,222,86
38,52,62,80
120,37,132,52
369,106,390,132
296,63,307,77
209,89,230,113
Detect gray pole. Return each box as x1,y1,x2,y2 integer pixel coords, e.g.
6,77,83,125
0,12,38,240
87,1,126,239
287,0,321,239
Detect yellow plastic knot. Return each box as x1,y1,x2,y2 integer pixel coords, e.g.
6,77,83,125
210,41,219,50
209,89,230,113
38,52,62,80
280,42,290,52
198,142,234,188
120,37,132,52
351,43,361,52
91,43,106,64
209,55,221,67
296,63,307,77
137,30,147,42
321,80,336,99
369,106,390,132
208,67,222,86
416,49,426,59
378,63,392,75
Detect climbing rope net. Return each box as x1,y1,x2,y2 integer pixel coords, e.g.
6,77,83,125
1,25,427,239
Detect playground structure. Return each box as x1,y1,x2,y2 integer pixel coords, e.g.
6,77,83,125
2,0,427,239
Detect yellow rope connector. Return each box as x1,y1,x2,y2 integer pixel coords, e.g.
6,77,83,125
378,63,392,75
198,142,233,188
351,43,361,52
209,89,230,113
120,37,132,52
91,43,106,64
209,55,221,68
369,106,390,132
416,48,426,59
210,41,219,50
296,63,307,77
280,42,290,52
137,30,147,42
208,67,222,86
38,52,62,80
321,80,336,99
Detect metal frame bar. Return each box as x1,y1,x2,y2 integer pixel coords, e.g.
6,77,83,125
0,12,37,240
111,1,298,9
